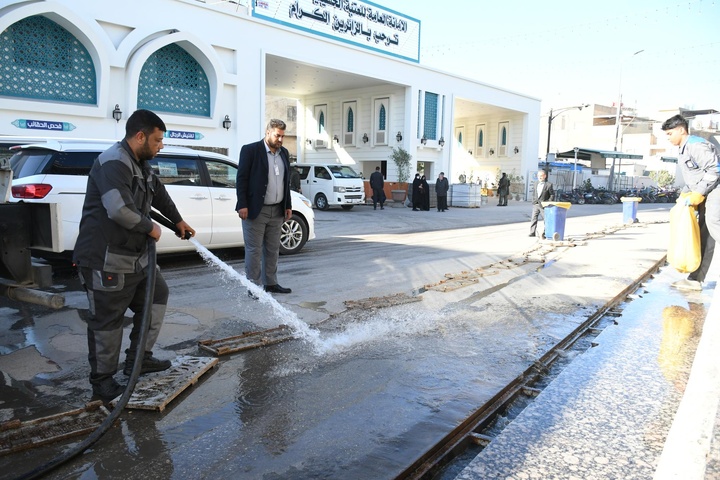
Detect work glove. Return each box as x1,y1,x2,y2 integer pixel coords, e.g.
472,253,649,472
678,191,705,207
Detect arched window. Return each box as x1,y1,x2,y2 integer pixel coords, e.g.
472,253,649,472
347,107,354,132
318,111,325,134
379,104,386,130
478,130,484,147
501,126,507,146
138,44,210,116
0,15,97,104
457,131,463,145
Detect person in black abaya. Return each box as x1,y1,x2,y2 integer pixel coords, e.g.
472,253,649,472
420,175,430,210
411,173,422,211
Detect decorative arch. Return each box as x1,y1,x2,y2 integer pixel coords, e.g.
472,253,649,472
137,43,210,116
124,32,224,124
0,15,97,104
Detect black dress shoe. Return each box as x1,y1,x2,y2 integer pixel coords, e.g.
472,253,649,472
529,233,536,237
264,284,292,294
248,291,259,300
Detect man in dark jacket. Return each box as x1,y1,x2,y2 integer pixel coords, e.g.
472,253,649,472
74,109,195,403
529,169,554,238
435,172,449,211
497,172,510,206
369,166,385,210
235,119,293,296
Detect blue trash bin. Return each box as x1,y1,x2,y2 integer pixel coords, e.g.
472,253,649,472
621,197,642,224
542,202,571,241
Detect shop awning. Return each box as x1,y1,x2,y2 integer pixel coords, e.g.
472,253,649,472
556,148,643,169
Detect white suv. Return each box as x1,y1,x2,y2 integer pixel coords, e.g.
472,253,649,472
9,139,315,256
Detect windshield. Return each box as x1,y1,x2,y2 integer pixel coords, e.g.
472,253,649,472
328,165,361,178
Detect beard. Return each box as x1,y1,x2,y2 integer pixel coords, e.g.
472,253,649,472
137,138,157,161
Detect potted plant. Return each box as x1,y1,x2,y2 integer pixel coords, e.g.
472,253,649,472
389,146,411,202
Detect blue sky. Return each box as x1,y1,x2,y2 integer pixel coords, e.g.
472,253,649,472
380,0,719,116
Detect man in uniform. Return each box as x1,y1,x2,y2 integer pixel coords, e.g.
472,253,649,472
75,109,195,403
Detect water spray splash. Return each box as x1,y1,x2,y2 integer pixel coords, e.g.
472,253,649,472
190,239,321,346
189,239,440,358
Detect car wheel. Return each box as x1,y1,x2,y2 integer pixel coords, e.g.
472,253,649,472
279,213,308,255
315,193,329,210
341,205,354,210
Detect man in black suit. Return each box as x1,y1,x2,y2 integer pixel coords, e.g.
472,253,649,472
529,169,554,238
369,166,385,210
235,119,293,295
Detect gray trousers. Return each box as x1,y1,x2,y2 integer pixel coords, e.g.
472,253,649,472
242,204,284,286
79,267,168,381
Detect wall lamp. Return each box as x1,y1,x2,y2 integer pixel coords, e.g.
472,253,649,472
362,133,369,143
468,149,473,155
420,135,427,145
222,115,232,130
396,131,403,142
438,137,445,147
333,134,339,143
306,138,312,145
112,104,122,122
514,146,519,154
489,148,495,156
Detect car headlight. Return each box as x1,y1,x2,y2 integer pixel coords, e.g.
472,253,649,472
333,186,347,193
298,194,313,208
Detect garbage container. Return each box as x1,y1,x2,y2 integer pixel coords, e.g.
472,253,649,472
541,201,572,241
621,196,642,224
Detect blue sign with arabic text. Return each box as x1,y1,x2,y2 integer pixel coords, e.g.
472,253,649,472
164,130,205,141
12,119,76,131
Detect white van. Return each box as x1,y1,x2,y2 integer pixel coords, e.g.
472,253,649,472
295,163,365,210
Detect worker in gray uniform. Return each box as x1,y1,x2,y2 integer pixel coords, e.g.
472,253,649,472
662,114,720,291
74,109,195,403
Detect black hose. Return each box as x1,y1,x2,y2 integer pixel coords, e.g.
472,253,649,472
14,238,158,480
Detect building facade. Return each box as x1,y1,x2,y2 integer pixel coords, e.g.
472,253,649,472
0,0,540,188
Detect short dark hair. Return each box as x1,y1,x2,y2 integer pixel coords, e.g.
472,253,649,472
267,119,286,130
375,166,380,171
661,114,688,132
125,109,166,139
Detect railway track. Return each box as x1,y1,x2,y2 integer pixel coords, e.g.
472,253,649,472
395,256,666,480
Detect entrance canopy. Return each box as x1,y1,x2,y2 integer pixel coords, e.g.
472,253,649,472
556,148,643,169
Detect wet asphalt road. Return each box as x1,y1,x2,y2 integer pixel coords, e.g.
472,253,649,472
0,202,676,479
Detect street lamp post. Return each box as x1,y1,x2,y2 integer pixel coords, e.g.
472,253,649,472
572,147,579,191
608,49,644,190
545,104,590,166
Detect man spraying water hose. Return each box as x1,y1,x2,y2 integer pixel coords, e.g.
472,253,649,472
74,110,196,404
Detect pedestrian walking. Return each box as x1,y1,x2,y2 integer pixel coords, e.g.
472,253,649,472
497,172,510,206
369,166,385,210
529,169,554,238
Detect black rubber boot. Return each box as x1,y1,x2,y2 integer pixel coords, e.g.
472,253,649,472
123,349,172,376
90,374,125,404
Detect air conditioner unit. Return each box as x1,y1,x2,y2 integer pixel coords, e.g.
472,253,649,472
498,145,507,156
375,131,386,144
314,139,326,149
344,133,354,145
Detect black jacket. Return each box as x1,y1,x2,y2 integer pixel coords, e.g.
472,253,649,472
235,139,292,220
